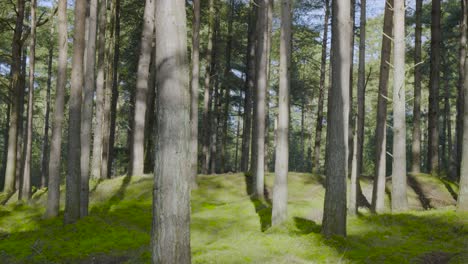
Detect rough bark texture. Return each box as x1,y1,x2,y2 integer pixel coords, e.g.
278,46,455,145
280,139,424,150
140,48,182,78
411,0,422,174
313,0,330,174
80,0,98,217
90,0,107,180
391,0,408,212
322,0,351,237
371,0,392,213
152,0,191,261
240,4,256,173
272,0,291,226
65,0,86,224
130,0,155,176
20,0,37,201
45,0,67,219
428,0,441,174
190,0,200,185
456,0,467,179
4,0,25,193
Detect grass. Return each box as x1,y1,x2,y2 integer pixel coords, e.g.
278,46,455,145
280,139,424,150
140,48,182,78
0,172,466,263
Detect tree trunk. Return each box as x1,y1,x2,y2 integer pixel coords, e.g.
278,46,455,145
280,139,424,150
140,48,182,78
252,0,270,200
210,79,220,174
130,0,155,176
391,0,408,212
45,0,68,219
3,0,25,193
272,0,291,226
443,70,451,175
16,46,26,193
80,0,98,217
201,0,215,174
456,0,467,180
41,43,53,189
411,0,422,174
348,0,356,175
428,0,441,174
264,0,273,172
371,0,392,213
313,0,330,174
107,0,120,178
240,3,257,173
65,0,86,224
190,0,201,184
152,0,191,261
1,103,10,189
322,0,351,237
90,0,107,180
20,0,37,201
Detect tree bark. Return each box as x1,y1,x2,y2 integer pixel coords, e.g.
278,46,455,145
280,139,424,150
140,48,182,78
428,0,441,174
80,0,98,217
411,0,422,174
45,0,68,219
272,0,291,226
152,0,191,261
130,0,155,176
3,0,25,193
322,0,351,237
391,0,408,212
65,0,86,224
371,0,392,213
312,0,330,174
190,0,201,185
90,0,107,180
456,0,467,179
41,43,53,188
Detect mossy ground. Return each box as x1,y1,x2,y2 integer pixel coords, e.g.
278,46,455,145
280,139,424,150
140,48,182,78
0,172,467,263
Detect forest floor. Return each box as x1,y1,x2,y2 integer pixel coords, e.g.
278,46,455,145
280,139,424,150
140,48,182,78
0,172,467,263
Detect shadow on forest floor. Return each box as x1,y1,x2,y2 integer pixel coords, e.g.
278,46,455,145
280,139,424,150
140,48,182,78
244,173,272,232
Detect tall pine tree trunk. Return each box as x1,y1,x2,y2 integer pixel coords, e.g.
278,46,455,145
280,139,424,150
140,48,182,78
411,0,422,174
456,0,467,179
41,44,53,188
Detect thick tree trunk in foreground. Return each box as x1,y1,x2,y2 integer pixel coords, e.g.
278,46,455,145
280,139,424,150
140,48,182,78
272,0,291,226
313,0,330,173
428,0,441,174
90,0,107,180
80,0,98,217
4,0,25,193
130,0,155,176
371,0,392,213
411,0,422,174
45,0,68,219
391,0,408,212
190,0,201,185
152,0,191,261
65,0,86,224
322,0,351,237
456,0,467,179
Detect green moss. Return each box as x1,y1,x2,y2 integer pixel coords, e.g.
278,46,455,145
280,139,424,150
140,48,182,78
0,172,467,263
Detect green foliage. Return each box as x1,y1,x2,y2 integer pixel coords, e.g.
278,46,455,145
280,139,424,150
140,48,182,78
0,172,466,263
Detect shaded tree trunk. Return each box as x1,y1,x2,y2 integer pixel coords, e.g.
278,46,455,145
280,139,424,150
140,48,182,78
371,0,392,213
322,0,351,237
411,0,422,174
272,0,291,226
152,0,191,261
456,0,467,179
45,0,68,219
41,43,53,188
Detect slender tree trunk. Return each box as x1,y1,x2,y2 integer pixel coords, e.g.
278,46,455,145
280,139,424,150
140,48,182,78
391,0,408,212
428,0,441,174
235,103,242,171
20,0,37,201
16,47,26,193
80,0,98,217
313,0,330,174
41,44,53,189
45,0,68,219
65,0,86,224
456,0,467,180
252,0,270,200
201,0,215,174
130,0,155,176
152,0,191,261
349,0,366,215
3,0,25,193
348,0,356,174
322,0,351,237
1,103,10,188
272,0,291,226
190,0,201,184
443,70,452,174
144,48,156,173
411,0,422,174
264,0,273,172
241,4,257,173
91,0,107,180
210,79,220,174
108,0,120,178
371,0,392,213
